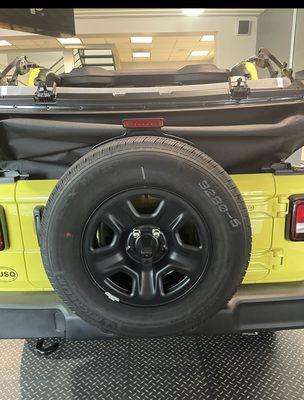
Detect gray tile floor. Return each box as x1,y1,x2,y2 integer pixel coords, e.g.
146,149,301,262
1,330,304,400
0,339,24,400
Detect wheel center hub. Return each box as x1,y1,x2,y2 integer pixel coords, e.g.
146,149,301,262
126,226,167,263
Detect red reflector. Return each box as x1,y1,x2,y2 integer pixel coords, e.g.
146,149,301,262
0,223,4,251
122,118,164,129
290,200,304,241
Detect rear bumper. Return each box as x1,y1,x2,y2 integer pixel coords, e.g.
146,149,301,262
1,283,304,339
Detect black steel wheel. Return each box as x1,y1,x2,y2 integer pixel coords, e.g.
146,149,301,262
82,188,211,307
41,136,251,337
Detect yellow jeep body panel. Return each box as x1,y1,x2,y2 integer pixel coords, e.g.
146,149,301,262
0,173,303,291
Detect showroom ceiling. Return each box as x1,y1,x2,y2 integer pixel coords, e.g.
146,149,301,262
0,33,216,63
110,34,215,63
0,8,265,69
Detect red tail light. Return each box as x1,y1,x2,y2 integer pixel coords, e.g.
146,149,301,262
290,200,304,241
0,222,4,251
122,118,164,129
0,207,8,251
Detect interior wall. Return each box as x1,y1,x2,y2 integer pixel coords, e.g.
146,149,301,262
293,8,304,73
256,9,293,69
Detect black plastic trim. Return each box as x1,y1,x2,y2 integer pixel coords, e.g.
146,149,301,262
33,205,44,245
0,206,9,250
1,283,304,338
1,94,304,115
0,169,29,183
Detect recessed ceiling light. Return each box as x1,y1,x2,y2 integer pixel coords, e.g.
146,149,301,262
131,37,153,44
190,50,209,57
201,35,215,41
182,9,205,16
132,52,150,58
0,40,12,46
57,37,82,45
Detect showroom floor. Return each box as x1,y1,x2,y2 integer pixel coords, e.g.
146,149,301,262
1,330,304,400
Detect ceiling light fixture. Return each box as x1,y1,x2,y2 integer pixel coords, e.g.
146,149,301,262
57,37,82,45
182,9,205,16
190,50,209,57
201,35,215,41
0,40,12,46
132,52,150,58
131,37,153,44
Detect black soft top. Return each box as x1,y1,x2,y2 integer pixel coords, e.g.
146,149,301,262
58,64,230,87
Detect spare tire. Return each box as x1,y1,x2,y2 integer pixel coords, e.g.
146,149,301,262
41,136,251,337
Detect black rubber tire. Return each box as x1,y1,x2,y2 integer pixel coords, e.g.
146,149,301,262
40,136,251,337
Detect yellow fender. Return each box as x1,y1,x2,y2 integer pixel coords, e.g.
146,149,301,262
245,62,258,80
28,68,42,87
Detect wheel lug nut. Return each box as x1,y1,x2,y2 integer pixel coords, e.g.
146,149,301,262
132,228,141,239
152,228,161,238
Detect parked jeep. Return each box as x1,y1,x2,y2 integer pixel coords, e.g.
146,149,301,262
0,49,304,339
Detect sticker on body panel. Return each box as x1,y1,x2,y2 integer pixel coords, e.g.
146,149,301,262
0,267,18,282
198,180,241,228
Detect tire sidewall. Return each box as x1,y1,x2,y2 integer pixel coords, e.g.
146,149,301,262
42,146,250,336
